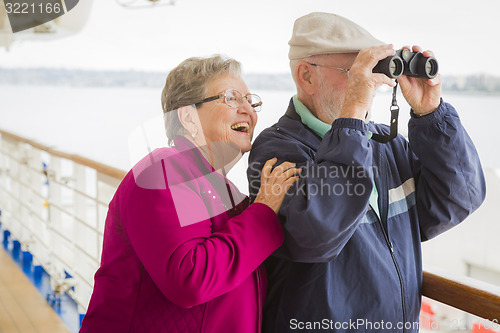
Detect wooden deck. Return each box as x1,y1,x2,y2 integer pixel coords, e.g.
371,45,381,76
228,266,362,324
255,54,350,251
0,248,69,333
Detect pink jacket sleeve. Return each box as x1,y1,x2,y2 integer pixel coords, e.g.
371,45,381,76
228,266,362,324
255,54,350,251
119,173,283,308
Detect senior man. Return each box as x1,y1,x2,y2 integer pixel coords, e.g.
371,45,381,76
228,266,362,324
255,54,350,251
247,12,486,333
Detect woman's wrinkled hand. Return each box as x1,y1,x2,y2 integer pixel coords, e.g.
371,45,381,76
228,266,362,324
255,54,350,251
254,157,302,214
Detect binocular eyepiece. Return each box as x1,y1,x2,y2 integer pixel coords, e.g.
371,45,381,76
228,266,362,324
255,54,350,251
373,49,438,79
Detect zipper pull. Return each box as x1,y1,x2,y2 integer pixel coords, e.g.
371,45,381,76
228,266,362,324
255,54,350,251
389,242,395,254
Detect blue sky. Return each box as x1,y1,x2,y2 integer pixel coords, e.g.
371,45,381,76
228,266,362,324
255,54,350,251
1,0,499,75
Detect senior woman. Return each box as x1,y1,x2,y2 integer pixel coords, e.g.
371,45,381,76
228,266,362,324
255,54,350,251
80,55,300,333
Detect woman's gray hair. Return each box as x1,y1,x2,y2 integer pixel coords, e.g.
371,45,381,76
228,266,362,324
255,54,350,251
161,55,242,146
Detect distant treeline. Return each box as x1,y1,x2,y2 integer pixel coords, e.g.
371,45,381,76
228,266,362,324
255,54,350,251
1,67,499,93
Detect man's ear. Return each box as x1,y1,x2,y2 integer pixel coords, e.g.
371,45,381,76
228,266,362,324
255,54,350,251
295,61,317,95
177,105,198,134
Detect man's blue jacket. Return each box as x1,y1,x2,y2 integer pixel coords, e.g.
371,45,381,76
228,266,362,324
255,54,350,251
247,98,486,332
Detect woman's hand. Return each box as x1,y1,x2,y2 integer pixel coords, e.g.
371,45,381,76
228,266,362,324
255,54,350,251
254,157,302,214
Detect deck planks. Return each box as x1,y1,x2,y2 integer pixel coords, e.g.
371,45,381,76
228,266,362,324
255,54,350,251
0,248,69,333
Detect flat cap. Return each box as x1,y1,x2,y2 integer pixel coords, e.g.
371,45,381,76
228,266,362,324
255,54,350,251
288,12,385,60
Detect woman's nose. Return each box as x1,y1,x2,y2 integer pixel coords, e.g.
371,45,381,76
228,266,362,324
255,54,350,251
237,99,254,114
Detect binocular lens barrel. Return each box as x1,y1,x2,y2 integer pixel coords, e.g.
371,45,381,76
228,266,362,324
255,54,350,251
373,50,439,79
420,58,438,79
373,56,404,79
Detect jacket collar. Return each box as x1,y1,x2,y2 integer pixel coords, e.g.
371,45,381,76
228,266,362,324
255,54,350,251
292,95,332,139
173,136,215,174
284,97,378,140
285,97,302,121
281,98,324,147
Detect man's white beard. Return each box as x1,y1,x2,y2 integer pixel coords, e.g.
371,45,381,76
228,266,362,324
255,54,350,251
317,78,343,124
317,74,372,123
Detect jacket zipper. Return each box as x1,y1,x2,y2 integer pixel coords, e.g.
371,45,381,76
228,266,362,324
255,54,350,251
375,212,407,333
375,155,407,333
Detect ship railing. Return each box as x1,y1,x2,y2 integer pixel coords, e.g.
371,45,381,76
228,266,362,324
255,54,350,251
0,128,499,325
422,269,500,329
0,129,125,315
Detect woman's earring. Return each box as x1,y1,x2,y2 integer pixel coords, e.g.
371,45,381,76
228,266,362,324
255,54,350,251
191,129,197,139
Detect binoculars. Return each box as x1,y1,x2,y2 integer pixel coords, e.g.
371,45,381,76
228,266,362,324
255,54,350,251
373,49,438,79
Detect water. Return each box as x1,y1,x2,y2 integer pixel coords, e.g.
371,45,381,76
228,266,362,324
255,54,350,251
1,85,498,189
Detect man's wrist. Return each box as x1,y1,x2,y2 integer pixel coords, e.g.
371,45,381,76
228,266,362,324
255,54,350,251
338,104,367,121
412,99,442,117
410,98,446,123
332,117,369,133
413,109,434,118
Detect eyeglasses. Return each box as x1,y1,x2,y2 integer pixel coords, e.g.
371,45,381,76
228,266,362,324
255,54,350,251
308,62,350,77
195,89,262,112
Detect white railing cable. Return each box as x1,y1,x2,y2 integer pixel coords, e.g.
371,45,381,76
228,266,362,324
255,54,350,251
0,129,125,314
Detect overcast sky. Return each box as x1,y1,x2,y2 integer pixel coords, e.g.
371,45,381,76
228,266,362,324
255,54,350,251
1,0,499,75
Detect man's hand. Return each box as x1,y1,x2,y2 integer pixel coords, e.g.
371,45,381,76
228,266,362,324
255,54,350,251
397,45,442,116
339,44,397,120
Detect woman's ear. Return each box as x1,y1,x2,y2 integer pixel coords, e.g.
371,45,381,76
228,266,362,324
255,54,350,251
177,105,199,135
296,61,317,95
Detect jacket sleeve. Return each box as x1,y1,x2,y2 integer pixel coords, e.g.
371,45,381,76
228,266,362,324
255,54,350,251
248,118,374,263
119,167,284,308
408,100,486,241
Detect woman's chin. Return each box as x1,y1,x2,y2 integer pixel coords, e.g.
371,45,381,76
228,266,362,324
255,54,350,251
238,141,252,154
229,134,252,154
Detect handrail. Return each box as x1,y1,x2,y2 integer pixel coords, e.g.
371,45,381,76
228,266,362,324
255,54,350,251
0,128,127,314
1,127,500,324
0,129,127,180
423,270,500,322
